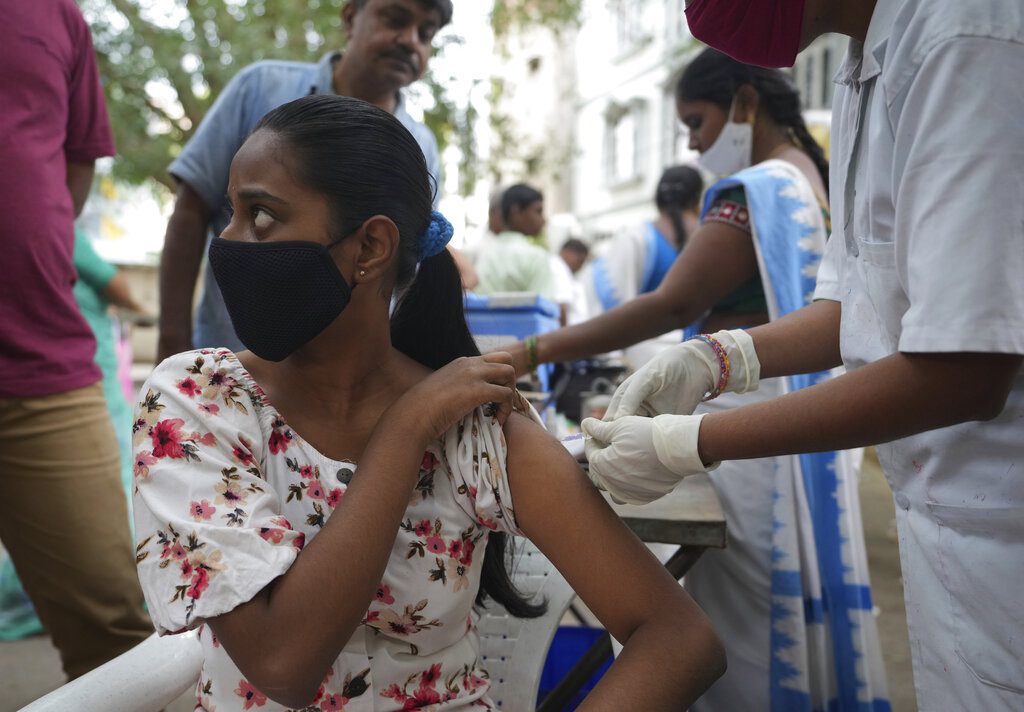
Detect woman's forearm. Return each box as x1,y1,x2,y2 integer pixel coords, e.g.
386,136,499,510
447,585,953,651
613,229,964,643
580,617,726,711
210,413,430,706
699,350,1023,463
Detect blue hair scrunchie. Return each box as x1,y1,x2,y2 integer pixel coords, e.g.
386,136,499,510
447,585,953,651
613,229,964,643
418,210,454,261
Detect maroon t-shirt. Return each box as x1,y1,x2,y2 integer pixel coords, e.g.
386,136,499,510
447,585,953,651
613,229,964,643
0,0,115,398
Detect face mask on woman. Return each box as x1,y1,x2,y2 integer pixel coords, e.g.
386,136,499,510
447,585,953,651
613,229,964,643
208,236,354,362
697,98,753,177
685,0,806,69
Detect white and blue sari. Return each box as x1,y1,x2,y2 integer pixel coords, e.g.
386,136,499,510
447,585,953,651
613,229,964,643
686,161,889,712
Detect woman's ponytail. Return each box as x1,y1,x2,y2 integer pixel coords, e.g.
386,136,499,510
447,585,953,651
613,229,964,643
390,251,546,618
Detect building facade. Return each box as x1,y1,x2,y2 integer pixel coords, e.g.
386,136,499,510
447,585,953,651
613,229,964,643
570,3,846,242
485,2,847,247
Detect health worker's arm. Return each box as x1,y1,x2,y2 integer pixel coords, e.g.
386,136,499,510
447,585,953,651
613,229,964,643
702,36,1024,461
698,350,1022,464
503,219,758,375
745,298,843,379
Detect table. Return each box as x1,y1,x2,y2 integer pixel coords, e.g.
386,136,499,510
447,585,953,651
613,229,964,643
537,472,727,712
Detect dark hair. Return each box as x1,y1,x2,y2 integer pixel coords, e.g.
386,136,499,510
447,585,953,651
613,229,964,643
350,0,453,27
677,48,829,192
654,165,704,249
253,95,544,618
560,238,589,257
501,183,544,225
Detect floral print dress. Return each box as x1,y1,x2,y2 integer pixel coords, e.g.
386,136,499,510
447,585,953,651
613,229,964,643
132,350,525,711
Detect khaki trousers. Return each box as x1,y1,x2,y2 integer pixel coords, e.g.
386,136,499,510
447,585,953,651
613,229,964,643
0,382,152,678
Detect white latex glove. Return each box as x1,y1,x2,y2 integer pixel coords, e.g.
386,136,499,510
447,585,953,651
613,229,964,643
581,414,718,505
604,329,761,421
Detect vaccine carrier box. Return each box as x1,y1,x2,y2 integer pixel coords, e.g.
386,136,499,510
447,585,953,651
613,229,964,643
464,292,560,389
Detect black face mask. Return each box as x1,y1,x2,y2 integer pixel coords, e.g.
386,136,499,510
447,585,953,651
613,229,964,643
208,236,353,361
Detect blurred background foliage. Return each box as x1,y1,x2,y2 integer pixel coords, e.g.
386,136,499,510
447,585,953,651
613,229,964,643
82,0,581,195
82,0,454,191
491,0,583,39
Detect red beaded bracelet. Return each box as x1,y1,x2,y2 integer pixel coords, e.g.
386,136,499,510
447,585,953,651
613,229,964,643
691,334,730,400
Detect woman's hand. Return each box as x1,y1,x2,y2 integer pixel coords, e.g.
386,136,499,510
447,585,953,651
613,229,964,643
396,352,521,444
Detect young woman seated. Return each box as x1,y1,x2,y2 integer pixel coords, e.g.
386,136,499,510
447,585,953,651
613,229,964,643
132,95,725,711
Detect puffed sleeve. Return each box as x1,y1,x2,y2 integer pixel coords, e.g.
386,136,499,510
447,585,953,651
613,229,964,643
442,407,528,536
132,351,303,634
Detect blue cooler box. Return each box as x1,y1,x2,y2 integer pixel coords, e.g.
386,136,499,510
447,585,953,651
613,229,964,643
464,292,559,389
537,626,613,709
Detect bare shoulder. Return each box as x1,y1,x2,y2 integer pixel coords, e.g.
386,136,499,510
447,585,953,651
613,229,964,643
501,412,608,533
502,411,578,471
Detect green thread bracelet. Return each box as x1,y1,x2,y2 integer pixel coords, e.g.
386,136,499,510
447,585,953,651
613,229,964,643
524,335,539,372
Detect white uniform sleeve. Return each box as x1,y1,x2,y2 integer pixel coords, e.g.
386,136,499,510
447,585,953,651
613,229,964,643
893,37,1024,354
132,352,302,634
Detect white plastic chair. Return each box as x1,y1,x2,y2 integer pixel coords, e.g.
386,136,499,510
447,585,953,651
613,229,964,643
477,537,578,710
19,541,575,712
18,630,202,712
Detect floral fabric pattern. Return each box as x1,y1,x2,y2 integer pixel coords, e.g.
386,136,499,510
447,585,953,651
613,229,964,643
133,350,522,711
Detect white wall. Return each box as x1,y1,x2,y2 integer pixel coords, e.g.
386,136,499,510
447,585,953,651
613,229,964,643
570,0,699,241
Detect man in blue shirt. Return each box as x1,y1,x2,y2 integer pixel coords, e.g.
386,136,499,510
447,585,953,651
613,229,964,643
157,0,450,359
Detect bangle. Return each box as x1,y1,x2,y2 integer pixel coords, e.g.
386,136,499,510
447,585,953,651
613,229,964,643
524,335,539,372
691,334,730,400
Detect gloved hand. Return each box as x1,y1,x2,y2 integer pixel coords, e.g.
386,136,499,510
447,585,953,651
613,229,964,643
582,414,718,505
604,329,761,421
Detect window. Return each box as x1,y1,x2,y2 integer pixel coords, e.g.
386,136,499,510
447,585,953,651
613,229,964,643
793,34,844,110
610,0,650,55
604,99,647,185
668,111,697,166
665,0,688,44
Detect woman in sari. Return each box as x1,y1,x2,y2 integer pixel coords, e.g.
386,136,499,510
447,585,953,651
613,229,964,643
504,49,888,711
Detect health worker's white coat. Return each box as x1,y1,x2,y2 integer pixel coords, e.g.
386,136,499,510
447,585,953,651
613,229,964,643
813,0,1024,708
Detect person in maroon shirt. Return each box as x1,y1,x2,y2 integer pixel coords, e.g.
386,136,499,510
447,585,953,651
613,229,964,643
0,0,152,679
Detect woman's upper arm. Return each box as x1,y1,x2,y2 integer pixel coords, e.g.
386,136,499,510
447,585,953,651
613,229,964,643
502,414,698,642
133,353,301,634
655,217,759,324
